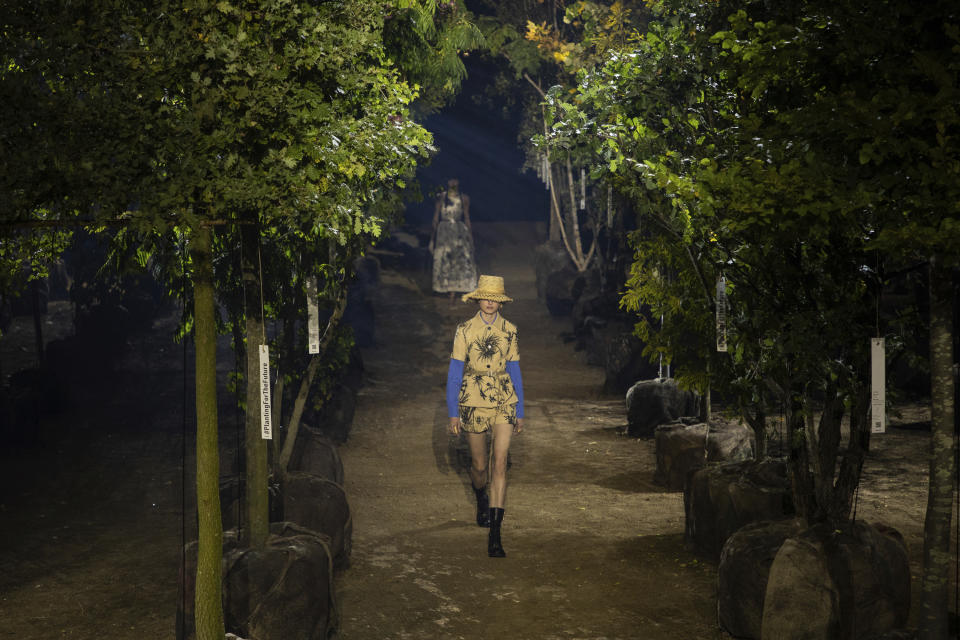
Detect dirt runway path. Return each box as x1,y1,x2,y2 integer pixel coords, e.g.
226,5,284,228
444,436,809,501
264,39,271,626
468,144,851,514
334,222,721,639
0,221,939,639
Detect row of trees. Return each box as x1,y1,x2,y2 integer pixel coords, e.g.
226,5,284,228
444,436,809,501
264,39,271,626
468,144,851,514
513,0,956,636
4,0,957,635
1,1,483,638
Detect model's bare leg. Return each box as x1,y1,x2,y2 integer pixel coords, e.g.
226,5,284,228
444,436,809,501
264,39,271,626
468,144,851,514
487,422,513,557
466,432,489,489
466,431,490,526
488,422,514,508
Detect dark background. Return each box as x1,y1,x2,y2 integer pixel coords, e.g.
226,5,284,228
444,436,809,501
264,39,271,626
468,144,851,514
404,58,550,227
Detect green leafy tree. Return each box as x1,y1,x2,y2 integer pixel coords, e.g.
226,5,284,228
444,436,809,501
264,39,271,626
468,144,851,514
384,0,485,116
136,5,433,636
543,0,958,567
2,1,434,638
477,1,652,271
714,4,960,634
0,1,142,351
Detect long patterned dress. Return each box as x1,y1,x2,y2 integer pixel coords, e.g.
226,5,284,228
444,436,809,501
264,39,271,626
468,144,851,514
432,190,477,293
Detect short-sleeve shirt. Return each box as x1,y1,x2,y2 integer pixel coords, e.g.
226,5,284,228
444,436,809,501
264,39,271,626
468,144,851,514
450,312,519,408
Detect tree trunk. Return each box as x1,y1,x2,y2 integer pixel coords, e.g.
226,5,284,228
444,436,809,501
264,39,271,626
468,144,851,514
919,257,956,640
745,409,766,458
541,107,561,244
271,276,299,436
190,225,225,640
699,384,711,423
240,222,269,549
565,155,586,263
831,387,871,524
700,361,711,423
548,203,561,242
813,388,843,523
278,290,347,475
786,392,816,523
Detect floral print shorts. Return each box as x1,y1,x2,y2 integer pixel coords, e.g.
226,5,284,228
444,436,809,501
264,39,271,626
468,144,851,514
459,404,517,434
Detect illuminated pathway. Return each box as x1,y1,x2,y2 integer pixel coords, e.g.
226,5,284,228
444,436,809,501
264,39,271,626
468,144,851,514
335,222,720,640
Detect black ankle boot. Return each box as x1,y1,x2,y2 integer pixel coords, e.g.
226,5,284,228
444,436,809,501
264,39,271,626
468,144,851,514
474,486,490,527
488,508,506,558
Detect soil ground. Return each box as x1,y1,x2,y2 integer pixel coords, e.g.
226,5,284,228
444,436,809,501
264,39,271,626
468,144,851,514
0,221,954,639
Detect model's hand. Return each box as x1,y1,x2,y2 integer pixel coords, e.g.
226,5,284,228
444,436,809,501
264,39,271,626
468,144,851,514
514,418,524,434
448,417,461,435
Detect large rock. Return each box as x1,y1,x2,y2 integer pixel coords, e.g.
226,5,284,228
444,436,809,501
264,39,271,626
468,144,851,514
718,519,807,639
684,457,793,561
533,242,578,316
220,453,352,569
569,269,658,394
763,533,841,640
544,269,578,316
287,427,345,484
301,345,363,443
625,378,700,437
654,420,755,490
338,344,364,394
762,521,910,640
533,241,571,300
570,287,614,338
282,472,353,570
569,267,602,314
178,523,336,640
600,329,659,394
572,315,658,394
314,382,357,444
219,476,282,531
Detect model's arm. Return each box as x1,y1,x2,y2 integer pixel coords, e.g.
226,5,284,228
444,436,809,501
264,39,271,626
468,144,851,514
447,358,465,434
505,360,525,429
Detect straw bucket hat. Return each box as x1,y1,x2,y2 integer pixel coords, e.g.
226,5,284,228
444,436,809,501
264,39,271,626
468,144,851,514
461,275,513,303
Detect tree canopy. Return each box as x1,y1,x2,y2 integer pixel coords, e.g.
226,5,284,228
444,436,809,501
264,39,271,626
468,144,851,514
1,3,473,638
538,0,959,526
539,0,958,632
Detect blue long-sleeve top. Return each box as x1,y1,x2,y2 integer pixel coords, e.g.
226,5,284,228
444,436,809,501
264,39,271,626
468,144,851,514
447,358,525,419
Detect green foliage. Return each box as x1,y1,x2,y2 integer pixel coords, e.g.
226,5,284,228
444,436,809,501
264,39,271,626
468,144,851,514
0,224,72,302
542,0,960,411
540,0,960,526
128,0,432,233
308,324,355,413
1,2,469,633
0,1,152,218
384,0,485,115
475,2,652,164
5,0,433,323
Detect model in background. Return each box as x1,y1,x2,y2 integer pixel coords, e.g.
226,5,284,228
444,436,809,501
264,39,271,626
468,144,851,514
430,178,477,301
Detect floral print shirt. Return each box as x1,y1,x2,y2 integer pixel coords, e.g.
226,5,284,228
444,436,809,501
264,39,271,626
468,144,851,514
450,312,519,408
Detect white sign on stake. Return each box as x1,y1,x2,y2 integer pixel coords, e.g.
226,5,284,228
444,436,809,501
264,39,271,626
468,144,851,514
579,167,586,210
870,338,886,434
306,276,320,354
716,276,728,352
259,344,273,440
